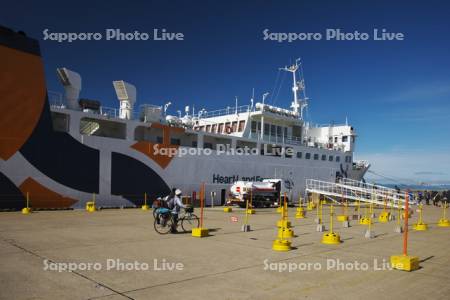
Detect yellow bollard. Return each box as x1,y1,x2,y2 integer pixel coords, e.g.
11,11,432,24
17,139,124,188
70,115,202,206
337,197,349,222
86,194,96,212
322,204,341,244
378,199,390,223
223,206,232,213
413,204,428,231
359,203,372,225
295,195,305,219
438,203,450,227
141,192,150,210
273,193,292,251
391,192,420,271
22,192,32,214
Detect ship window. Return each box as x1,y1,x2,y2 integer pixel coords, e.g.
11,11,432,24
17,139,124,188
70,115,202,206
81,117,126,140
305,153,311,159
199,126,204,131
321,154,326,161
51,112,70,132
192,141,197,147
276,126,282,137
257,122,261,131
342,136,348,142
218,123,224,133
329,155,333,162
334,137,338,143
251,121,257,133
264,124,270,135
156,136,163,143
284,127,288,138
270,124,276,136
238,120,245,132
204,143,213,149
296,151,302,159
231,121,237,132
314,154,319,160
206,125,211,132
225,122,231,132
336,156,340,162
170,138,180,145
212,124,217,133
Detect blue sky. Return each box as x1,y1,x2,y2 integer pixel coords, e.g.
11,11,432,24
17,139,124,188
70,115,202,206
2,0,450,184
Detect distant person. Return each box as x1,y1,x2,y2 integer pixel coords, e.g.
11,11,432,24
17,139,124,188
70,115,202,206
433,192,441,207
418,191,423,205
425,191,430,205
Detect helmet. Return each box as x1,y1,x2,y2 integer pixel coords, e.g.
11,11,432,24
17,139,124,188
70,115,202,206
175,189,182,196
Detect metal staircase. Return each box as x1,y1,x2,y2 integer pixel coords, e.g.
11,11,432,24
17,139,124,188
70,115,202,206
306,178,415,209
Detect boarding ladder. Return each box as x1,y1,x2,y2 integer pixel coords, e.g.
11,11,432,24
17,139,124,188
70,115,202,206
306,178,415,209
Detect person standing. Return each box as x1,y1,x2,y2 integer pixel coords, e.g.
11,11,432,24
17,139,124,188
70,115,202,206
168,189,186,233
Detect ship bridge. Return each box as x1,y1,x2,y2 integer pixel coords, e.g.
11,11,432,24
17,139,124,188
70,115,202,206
306,178,415,209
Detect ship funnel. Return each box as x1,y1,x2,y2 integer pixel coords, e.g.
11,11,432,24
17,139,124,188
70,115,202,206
56,67,81,110
113,80,136,120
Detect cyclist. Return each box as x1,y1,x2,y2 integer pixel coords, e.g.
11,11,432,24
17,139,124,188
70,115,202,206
167,189,186,233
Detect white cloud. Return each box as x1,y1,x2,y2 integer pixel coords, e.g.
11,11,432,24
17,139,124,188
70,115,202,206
385,81,450,103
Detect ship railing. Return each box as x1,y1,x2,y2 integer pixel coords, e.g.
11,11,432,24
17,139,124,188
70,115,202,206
305,178,413,209
312,123,348,128
48,91,64,108
201,105,251,119
48,91,143,120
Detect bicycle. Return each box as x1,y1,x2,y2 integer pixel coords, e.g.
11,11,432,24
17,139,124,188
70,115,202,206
154,206,199,234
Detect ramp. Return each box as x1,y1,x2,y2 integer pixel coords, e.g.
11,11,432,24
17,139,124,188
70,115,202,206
306,178,414,209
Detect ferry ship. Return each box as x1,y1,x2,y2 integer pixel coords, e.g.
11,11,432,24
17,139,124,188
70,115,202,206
0,26,369,209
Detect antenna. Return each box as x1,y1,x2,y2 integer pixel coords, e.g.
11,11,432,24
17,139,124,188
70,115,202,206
262,92,269,105
56,67,82,110
280,58,308,119
250,88,255,110
235,96,238,114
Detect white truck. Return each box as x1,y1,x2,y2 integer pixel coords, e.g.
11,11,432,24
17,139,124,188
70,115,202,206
227,179,293,208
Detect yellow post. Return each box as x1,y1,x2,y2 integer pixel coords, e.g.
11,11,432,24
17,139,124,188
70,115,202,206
192,182,209,237
241,189,251,232
245,191,250,225
438,202,450,227
322,203,341,244
141,192,150,210
330,204,334,233
357,200,360,217
296,195,305,218
273,192,292,251
414,204,428,230
319,198,323,224
246,188,255,214
22,192,31,214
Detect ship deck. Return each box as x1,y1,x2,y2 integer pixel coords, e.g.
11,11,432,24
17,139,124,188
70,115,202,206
0,205,449,299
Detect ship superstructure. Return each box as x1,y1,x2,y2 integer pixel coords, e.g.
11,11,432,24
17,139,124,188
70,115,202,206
0,27,369,209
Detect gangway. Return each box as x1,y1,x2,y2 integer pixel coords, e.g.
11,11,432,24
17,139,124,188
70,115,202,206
305,178,415,209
